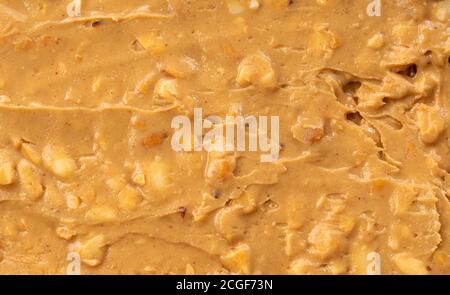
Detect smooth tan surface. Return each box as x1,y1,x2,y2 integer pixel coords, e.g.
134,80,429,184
0,0,449,274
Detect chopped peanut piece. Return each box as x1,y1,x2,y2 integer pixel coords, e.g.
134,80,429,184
44,184,65,209
91,76,104,93
205,153,236,182
142,132,167,149
328,259,348,275
136,33,166,56
329,35,342,49
308,223,347,260
236,51,278,90
144,161,171,190
51,157,77,178
389,187,416,215
304,127,325,144
316,0,329,6
78,234,107,266
17,160,43,200
289,258,313,274
0,162,16,185
287,195,307,228
415,104,445,144
292,123,325,144
106,175,126,193
163,57,197,78
391,23,416,46
367,33,385,49
132,165,146,186
249,0,260,10
393,253,428,275
285,230,306,257
389,224,414,251
185,264,195,275
220,244,251,274
135,72,156,95
433,0,450,22
154,78,178,101
349,245,373,274
66,194,81,210
42,146,77,179
335,216,355,235
118,185,142,211
86,205,118,223
308,26,340,54
56,225,76,240
215,206,245,242
0,95,10,103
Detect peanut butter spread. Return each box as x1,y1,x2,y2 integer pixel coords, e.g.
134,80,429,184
0,0,449,275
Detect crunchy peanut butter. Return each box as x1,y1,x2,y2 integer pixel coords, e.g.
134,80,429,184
0,0,449,274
